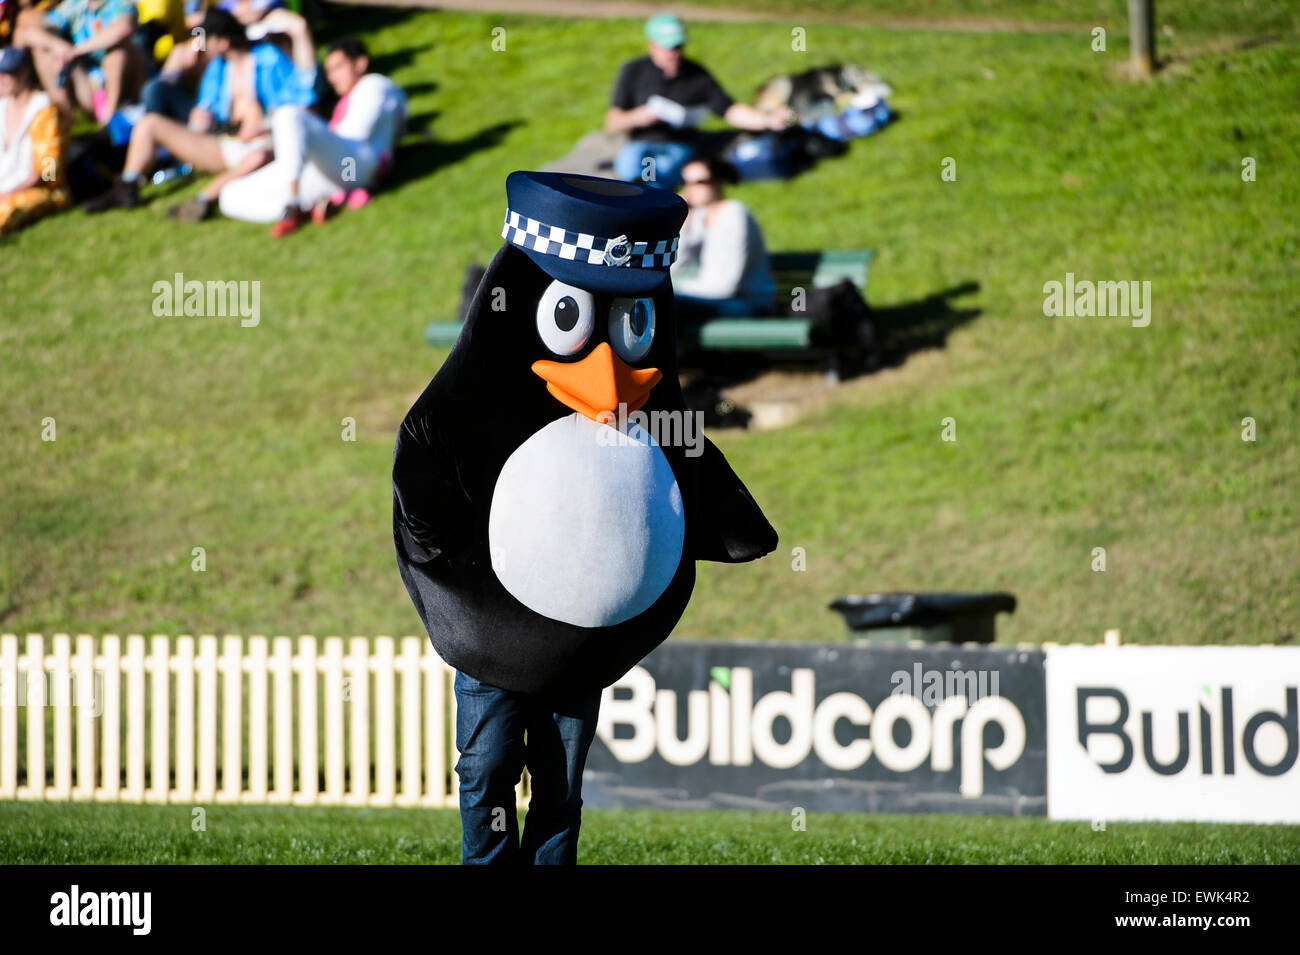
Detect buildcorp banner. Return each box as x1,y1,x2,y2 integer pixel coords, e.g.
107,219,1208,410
583,641,1047,815
1045,645,1300,823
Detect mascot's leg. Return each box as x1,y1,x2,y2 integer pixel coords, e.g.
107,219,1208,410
518,687,603,865
452,669,528,864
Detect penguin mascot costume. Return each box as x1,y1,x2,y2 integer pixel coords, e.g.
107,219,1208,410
393,170,777,695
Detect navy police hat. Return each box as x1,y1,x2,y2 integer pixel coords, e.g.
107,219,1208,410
502,170,688,296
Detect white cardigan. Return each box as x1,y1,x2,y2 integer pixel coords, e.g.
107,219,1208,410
670,198,776,305
0,91,53,194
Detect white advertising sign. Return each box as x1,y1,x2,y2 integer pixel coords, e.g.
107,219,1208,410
1046,645,1300,823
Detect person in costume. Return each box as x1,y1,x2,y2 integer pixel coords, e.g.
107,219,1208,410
393,170,778,864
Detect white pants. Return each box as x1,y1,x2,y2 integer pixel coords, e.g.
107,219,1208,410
218,106,380,222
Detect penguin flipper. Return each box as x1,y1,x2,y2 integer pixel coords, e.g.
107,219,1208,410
392,412,470,564
692,436,778,563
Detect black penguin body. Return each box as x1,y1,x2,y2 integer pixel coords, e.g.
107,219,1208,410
394,243,777,695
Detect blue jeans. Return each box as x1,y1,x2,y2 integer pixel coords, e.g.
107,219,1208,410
141,74,196,121
453,668,603,865
613,140,695,189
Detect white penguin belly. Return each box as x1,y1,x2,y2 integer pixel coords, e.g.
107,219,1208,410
488,412,685,628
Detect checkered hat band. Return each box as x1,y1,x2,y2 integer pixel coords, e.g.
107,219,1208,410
501,209,678,267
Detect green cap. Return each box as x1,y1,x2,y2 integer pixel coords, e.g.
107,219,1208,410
645,13,687,49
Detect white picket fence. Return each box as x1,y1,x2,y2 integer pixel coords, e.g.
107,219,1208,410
0,633,531,808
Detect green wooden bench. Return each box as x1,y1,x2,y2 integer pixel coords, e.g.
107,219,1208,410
425,248,875,377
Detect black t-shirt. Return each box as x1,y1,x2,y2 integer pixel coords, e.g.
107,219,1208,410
610,55,735,142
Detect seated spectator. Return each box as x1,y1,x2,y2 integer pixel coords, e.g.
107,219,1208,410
84,5,314,217
670,156,775,323
219,37,406,236
15,0,144,123
0,46,70,234
138,29,210,122
605,12,791,190
140,5,309,124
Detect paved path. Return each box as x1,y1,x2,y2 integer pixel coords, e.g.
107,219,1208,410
339,0,1091,34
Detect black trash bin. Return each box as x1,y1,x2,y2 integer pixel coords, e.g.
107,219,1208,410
829,592,1017,645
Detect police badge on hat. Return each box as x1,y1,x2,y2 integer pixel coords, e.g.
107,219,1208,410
603,235,632,266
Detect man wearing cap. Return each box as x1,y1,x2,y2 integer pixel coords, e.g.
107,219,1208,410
605,12,792,189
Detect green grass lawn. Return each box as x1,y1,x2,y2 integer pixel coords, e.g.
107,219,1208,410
1,2,1296,650
2,800,1297,863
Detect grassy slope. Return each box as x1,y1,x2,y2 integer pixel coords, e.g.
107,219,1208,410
2,801,1297,863
1,6,1296,648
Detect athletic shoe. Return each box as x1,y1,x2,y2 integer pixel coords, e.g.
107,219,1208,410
346,188,371,210
83,177,142,213
270,209,308,238
168,195,214,222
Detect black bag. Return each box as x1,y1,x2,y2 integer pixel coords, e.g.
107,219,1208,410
785,279,878,373
63,133,125,203
797,125,850,160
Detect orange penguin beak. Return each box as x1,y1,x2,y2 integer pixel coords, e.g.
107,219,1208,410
532,342,662,422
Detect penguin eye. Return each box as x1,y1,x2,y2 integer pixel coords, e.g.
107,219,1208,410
609,297,655,363
536,281,595,356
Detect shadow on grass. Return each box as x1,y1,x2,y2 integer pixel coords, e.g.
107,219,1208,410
404,109,442,135
401,82,440,99
680,280,982,428
873,279,982,369
313,1,433,45
311,4,440,94
386,119,524,192
367,45,431,78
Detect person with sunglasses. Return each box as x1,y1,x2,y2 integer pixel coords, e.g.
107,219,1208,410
670,155,775,324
